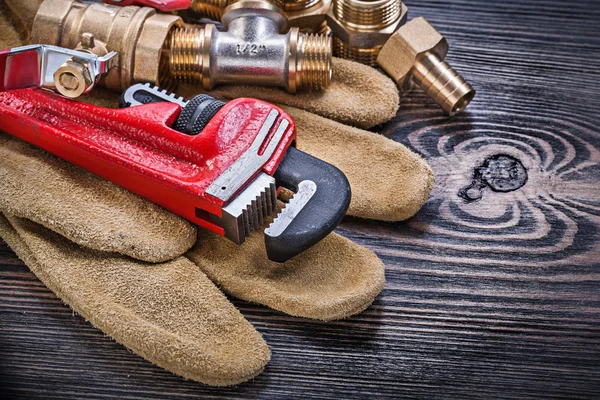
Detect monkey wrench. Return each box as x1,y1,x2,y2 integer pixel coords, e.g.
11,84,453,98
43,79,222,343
0,83,351,262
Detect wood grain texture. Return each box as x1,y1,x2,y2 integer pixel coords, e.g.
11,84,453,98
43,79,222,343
1,0,600,398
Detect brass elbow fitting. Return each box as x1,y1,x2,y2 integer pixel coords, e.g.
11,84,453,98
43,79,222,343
31,0,331,93
377,17,476,116
327,0,408,66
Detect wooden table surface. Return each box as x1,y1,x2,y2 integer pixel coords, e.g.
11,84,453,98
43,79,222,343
2,0,600,398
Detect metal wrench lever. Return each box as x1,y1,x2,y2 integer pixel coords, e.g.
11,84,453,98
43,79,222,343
0,44,117,97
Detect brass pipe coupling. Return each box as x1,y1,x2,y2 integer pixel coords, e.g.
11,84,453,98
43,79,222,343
377,17,476,116
31,0,331,93
327,0,408,66
172,0,332,93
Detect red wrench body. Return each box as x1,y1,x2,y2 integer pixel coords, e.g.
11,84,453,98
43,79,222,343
0,88,295,237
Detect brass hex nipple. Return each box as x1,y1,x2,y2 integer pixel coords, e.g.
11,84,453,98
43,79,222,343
327,0,408,66
377,17,476,115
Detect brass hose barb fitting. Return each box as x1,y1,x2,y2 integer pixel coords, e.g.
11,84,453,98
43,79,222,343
171,0,332,93
327,0,408,66
377,17,476,116
31,0,331,94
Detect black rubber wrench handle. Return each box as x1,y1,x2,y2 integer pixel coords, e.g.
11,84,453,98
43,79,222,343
265,147,352,263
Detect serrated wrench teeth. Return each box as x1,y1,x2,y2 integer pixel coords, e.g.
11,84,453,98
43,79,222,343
265,181,317,238
210,173,277,245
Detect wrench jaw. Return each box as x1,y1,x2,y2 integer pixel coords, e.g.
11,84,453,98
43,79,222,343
118,83,350,261
210,173,278,245
265,147,352,263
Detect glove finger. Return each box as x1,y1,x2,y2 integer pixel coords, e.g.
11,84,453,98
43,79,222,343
0,214,270,386
187,214,386,322
0,135,197,263
180,57,400,129
4,0,41,40
287,106,434,222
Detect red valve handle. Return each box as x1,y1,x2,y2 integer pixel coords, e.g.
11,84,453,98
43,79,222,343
103,0,191,11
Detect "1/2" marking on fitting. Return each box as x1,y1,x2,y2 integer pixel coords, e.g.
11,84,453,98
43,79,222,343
236,43,267,55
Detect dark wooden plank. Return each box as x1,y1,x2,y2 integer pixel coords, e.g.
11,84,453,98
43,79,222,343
1,0,600,398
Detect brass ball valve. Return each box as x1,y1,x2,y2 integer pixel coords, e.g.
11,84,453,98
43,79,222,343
31,0,332,94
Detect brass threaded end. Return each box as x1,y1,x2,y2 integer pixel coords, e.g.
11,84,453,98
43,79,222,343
283,0,322,12
169,27,205,83
333,37,381,66
296,33,332,90
158,27,179,92
333,0,402,30
190,0,232,20
412,52,476,116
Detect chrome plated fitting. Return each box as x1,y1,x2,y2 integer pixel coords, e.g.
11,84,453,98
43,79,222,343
377,17,476,115
171,0,332,93
327,0,407,66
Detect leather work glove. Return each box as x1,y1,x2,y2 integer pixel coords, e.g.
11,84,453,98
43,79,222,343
0,1,434,386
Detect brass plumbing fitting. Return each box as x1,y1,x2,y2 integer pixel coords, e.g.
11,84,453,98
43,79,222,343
188,0,329,34
377,17,476,116
282,0,332,34
172,0,331,92
31,0,331,93
189,0,235,21
32,0,183,91
189,0,285,21
327,0,408,66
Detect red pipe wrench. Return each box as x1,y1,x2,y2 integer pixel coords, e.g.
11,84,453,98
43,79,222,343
0,47,351,262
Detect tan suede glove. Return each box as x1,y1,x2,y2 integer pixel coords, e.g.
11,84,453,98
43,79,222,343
0,0,434,387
